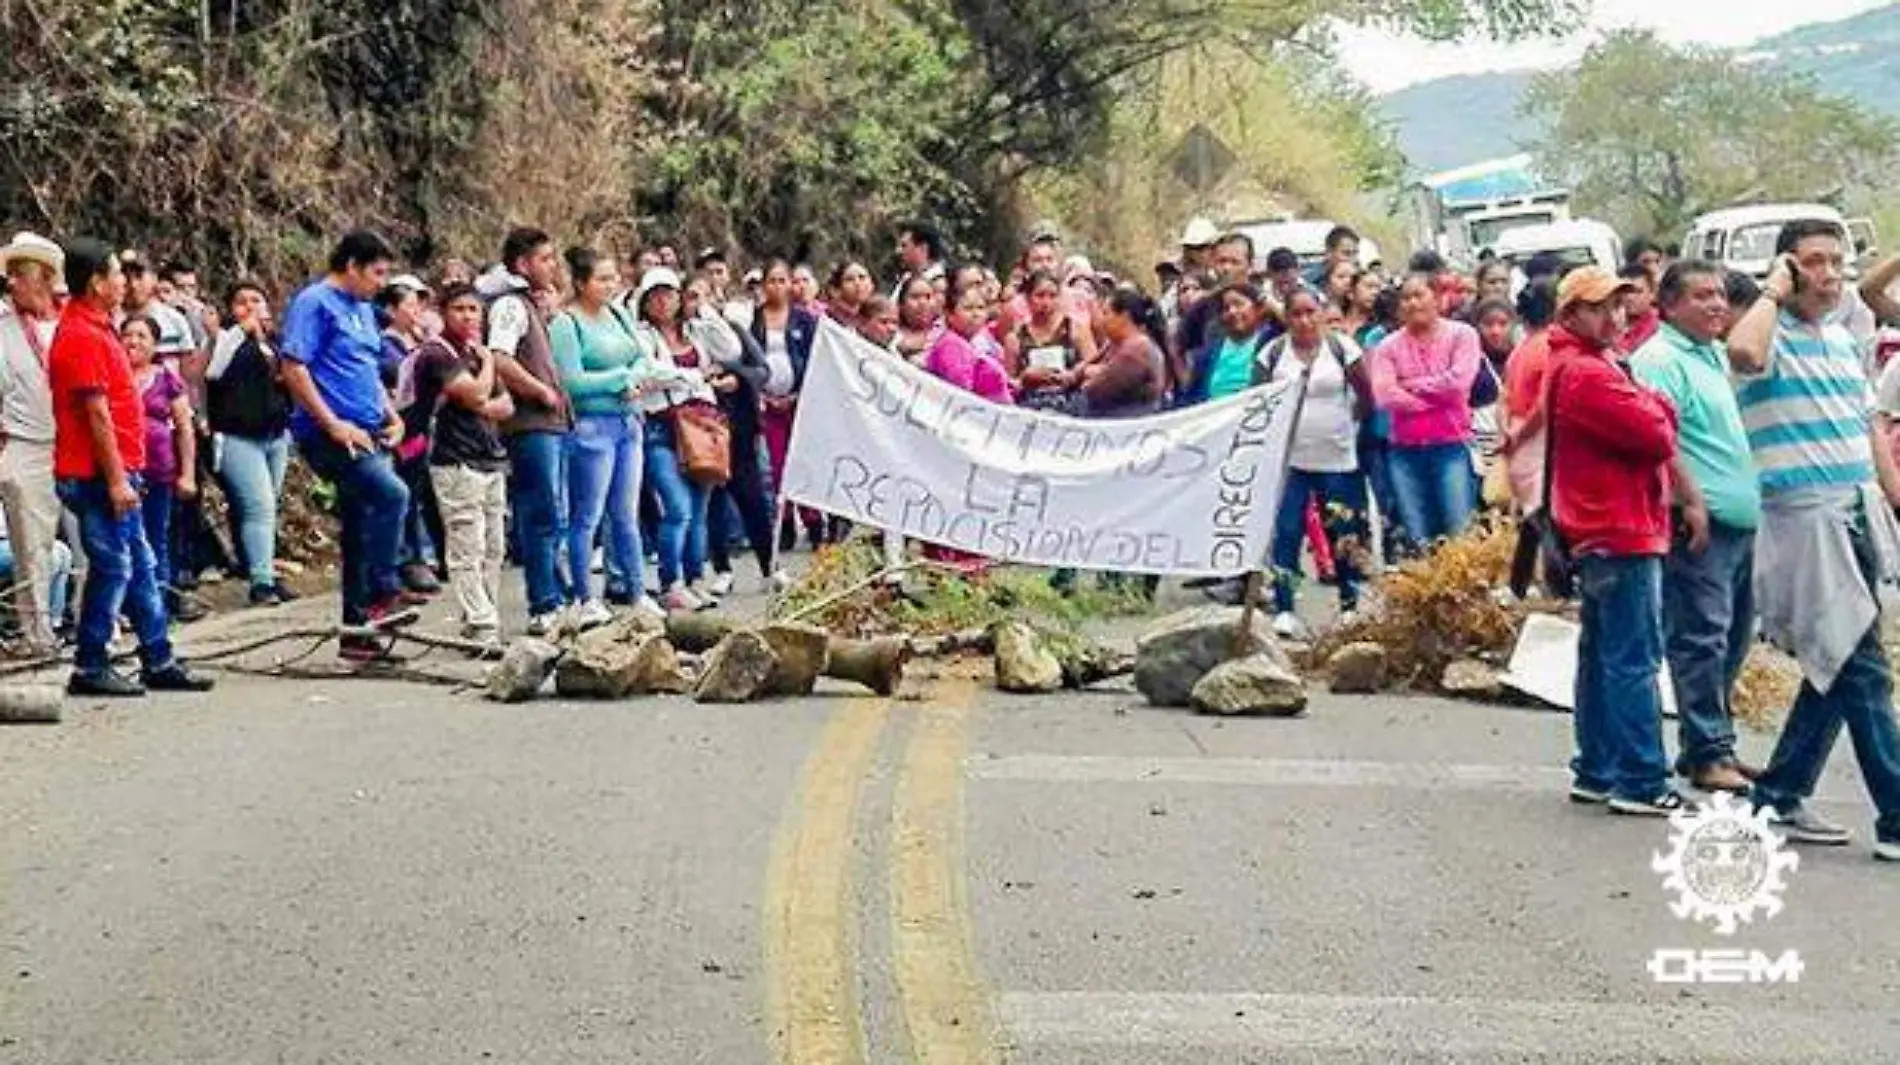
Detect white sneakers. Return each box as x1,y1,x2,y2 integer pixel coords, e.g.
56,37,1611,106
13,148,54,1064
571,599,614,630
1272,612,1303,639
707,572,736,598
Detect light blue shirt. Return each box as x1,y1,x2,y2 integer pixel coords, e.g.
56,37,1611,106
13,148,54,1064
1630,324,1761,530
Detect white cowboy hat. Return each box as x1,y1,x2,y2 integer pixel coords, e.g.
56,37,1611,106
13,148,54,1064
0,232,63,275
1179,217,1221,248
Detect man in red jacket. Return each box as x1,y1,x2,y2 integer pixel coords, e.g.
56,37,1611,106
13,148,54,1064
1547,266,1689,816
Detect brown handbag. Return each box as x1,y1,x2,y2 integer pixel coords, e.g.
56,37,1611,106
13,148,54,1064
670,400,732,486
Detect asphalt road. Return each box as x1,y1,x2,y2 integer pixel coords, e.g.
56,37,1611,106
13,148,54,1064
3,581,1900,1064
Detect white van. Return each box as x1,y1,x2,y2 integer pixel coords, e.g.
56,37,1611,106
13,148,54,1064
1486,218,1622,275
1227,217,1382,273
1683,203,1874,280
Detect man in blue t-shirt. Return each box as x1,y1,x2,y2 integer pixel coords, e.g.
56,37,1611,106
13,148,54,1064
280,230,419,659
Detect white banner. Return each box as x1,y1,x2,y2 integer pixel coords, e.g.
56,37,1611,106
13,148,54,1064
779,322,1301,577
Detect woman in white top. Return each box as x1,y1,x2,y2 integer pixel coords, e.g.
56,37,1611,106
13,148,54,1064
1256,286,1375,637
629,267,726,612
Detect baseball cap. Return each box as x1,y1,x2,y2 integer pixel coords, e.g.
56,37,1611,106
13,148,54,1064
1556,267,1636,313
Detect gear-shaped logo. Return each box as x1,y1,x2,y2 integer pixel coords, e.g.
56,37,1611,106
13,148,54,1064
1651,791,1798,936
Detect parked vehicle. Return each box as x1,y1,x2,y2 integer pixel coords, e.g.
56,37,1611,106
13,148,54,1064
1403,154,1572,268
1683,203,1877,280
1227,216,1381,273
1487,219,1622,294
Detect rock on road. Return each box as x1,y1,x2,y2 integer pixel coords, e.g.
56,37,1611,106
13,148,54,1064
3,595,1900,1064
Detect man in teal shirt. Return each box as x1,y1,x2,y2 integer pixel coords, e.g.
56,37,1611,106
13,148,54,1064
1630,260,1763,794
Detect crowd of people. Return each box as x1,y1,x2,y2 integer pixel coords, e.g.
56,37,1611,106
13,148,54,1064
5,210,1900,860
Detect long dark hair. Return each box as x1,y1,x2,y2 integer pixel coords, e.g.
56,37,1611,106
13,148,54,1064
1107,288,1168,354
564,246,601,291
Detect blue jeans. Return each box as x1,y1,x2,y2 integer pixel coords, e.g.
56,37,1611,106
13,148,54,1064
0,536,71,621
297,437,409,625
1662,520,1755,772
217,432,288,590
1357,425,1401,559
564,412,645,604
140,480,175,596
1752,518,1900,841
58,476,175,676
1573,554,1670,802
507,431,568,616
644,419,711,589
1270,467,1368,614
1387,441,1474,551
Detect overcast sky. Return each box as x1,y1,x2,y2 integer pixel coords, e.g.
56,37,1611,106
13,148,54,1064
1336,0,1893,94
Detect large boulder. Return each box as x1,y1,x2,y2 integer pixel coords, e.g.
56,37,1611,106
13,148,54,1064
485,637,563,703
760,622,830,697
1190,654,1308,717
1134,606,1287,708
554,627,686,699
992,621,1063,694
1327,642,1389,694
693,630,781,703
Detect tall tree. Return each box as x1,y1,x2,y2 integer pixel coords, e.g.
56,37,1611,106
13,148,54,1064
1521,29,1900,240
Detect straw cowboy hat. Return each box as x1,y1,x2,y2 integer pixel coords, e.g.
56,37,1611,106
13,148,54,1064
0,232,63,275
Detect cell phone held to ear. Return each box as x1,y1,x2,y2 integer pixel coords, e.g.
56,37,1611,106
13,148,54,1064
1781,254,1806,296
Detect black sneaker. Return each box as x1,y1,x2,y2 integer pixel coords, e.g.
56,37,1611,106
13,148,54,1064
1609,791,1696,817
249,584,280,608
401,563,441,595
338,634,388,663
170,597,208,623
143,662,214,692
271,582,300,603
67,669,145,697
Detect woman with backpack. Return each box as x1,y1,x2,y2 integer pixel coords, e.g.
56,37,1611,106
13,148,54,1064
1257,287,1374,637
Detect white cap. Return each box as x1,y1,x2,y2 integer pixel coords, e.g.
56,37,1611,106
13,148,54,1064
0,232,63,275
388,273,431,295
633,266,683,310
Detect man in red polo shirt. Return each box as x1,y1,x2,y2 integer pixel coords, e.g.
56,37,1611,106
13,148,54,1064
48,238,212,697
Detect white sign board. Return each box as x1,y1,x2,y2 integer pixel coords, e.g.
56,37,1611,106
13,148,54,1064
780,322,1300,577
1501,612,1678,717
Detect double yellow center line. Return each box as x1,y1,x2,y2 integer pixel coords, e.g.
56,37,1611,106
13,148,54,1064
762,679,999,1065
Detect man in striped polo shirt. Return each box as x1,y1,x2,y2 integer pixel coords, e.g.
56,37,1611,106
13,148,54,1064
1729,219,1900,862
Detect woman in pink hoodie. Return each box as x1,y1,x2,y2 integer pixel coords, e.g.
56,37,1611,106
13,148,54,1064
1367,272,1483,552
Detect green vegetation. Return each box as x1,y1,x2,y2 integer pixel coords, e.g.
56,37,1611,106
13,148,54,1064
2,0,1579,282
1520,29,1898,238
1382,4,1900,175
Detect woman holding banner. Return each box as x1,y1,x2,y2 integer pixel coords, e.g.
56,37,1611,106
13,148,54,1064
1048,287,1169,599
1256,287,1374,638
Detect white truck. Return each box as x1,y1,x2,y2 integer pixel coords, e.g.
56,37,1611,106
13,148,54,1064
1404,154,1573,268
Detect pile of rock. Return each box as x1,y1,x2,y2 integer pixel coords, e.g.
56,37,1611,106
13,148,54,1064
1132,606,1306,717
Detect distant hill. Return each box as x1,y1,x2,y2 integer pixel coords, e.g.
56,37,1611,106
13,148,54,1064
1379,3,1900,175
